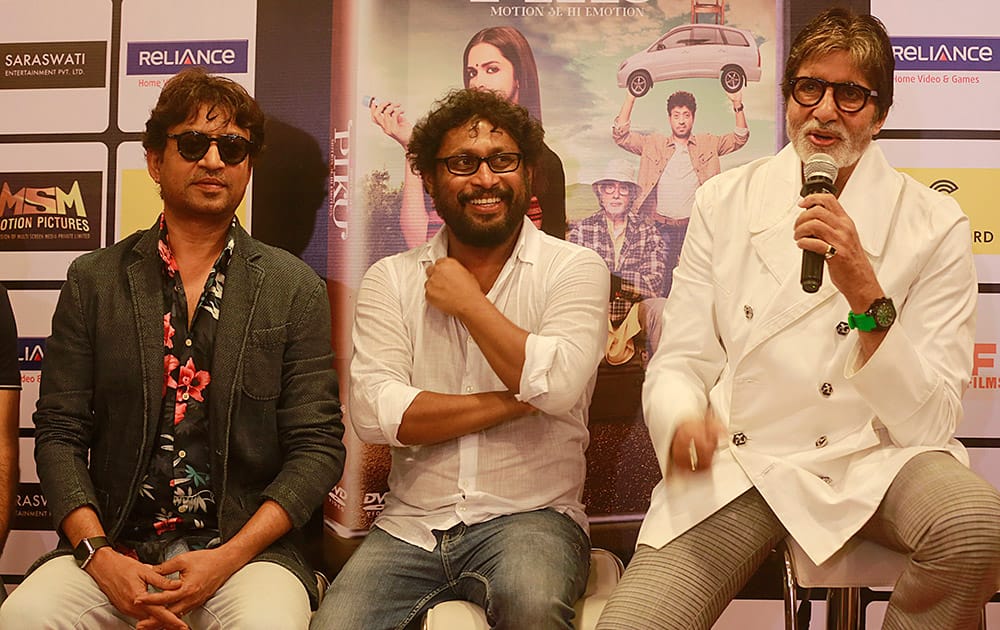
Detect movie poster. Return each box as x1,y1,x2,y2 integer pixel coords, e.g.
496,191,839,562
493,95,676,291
327,0,781,536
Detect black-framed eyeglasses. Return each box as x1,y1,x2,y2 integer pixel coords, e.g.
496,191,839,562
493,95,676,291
436,152,522,176
788,76,879,113
166,131,256,165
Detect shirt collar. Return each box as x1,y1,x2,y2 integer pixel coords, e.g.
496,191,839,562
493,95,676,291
419,215,539,266
156,213,237,277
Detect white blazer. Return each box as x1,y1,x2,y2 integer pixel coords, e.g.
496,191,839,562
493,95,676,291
638,142,977,564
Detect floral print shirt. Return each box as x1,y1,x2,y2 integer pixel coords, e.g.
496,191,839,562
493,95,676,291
120,214,234,554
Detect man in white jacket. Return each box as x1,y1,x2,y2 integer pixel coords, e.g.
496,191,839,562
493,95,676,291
598,8,1000,630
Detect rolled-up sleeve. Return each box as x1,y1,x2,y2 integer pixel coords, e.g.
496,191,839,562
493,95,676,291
516,248,609,414
349,259,420,447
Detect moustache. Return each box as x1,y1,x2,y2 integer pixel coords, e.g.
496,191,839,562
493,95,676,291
800,122,845,140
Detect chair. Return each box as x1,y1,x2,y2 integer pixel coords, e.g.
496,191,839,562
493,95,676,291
780,537,988,630
421,548,624,630
690,0,724,25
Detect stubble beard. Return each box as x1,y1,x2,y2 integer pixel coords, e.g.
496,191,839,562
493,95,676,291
435,184,528,248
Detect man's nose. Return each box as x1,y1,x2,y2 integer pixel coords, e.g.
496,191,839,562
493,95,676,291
199,141,226,169
468,160,500,186
812,87,839,121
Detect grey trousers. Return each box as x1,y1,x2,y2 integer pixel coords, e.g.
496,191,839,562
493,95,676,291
597,452,1000,630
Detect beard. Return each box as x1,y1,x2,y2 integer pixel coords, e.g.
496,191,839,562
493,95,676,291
433,183,528,248
786,114,874,169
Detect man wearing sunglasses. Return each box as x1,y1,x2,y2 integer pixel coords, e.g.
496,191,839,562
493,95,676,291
599,9,1000,630
313,88,607,629
1,68,345,630
568,160,667,364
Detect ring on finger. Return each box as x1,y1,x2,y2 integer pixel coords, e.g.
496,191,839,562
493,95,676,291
824,244,837,260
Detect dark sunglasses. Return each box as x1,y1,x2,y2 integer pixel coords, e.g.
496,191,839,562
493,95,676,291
436,152,522,176
787,76,879,114
166,131,256,165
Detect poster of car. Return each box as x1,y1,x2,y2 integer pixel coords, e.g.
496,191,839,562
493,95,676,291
327,0,780,535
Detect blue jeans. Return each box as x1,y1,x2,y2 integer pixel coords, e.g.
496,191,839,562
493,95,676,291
311,508,590,630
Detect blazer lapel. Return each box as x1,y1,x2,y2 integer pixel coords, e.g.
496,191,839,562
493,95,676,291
209,227,264,463
742,145,840,357
127,227,169,447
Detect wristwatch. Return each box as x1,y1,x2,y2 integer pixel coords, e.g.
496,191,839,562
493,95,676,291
848,297,896,332
733,103,744,112
73,536,110,570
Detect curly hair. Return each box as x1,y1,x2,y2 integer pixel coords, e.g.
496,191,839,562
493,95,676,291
666,91,697,115
142,67,265,157
783,8,894,119
407,88,545,178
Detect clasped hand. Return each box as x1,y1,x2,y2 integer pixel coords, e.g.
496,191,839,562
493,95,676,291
91,547,238,630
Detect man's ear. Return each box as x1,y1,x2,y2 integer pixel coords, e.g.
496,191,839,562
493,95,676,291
421,172,434,196
146,149,162,184
871,111,888,137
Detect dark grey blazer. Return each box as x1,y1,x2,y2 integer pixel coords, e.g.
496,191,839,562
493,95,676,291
32,223,345,606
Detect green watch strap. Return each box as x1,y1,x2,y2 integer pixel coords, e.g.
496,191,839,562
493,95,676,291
847,310,877,332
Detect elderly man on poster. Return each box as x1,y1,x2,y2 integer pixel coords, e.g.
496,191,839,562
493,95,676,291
568,160,667,364
0,68,345,630
313,88,607,630
598,8,1000,630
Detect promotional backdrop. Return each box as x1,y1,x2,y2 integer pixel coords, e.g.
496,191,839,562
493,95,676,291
2,0,998,625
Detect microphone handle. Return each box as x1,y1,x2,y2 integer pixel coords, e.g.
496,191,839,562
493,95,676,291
801,250,824,293
799,178,838,293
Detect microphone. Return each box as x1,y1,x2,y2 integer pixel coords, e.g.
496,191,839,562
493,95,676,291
799,153,839,293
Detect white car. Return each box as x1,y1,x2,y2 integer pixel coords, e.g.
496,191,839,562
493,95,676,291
617,24,761,97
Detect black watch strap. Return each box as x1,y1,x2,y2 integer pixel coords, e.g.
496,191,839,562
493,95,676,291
73,535,110,570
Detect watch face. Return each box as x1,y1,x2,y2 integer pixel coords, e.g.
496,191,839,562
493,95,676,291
872,299,896,328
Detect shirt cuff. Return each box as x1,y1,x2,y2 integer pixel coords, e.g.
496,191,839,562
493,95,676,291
516,333,556,402
374,382,422,447
845,325,932,426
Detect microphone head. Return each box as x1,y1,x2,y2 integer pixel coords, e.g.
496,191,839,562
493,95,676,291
804,153,838,184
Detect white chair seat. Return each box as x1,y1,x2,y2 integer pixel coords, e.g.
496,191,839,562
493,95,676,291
786,536,909,589
422,548,624,630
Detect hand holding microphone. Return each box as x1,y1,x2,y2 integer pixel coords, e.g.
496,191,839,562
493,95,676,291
798,153,838,293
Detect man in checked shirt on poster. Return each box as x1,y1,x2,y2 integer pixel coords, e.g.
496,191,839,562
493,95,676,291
313,88,608,630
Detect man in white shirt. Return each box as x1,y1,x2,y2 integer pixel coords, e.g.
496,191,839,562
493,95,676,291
613,87,748,296
312,88,608,630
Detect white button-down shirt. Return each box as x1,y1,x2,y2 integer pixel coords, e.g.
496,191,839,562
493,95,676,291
350,218,609,551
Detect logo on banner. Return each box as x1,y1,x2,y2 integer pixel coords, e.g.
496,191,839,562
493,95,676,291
0,171,103,252
899,168,996,254
0,41,107,90
930,179,959,195
973,343,1000,390
17,337,45,371
892,37,999,72
14,483,51,530
127,40,249,75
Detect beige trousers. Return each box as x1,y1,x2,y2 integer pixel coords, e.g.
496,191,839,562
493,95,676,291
0,556,310,629
597,452,1000,630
